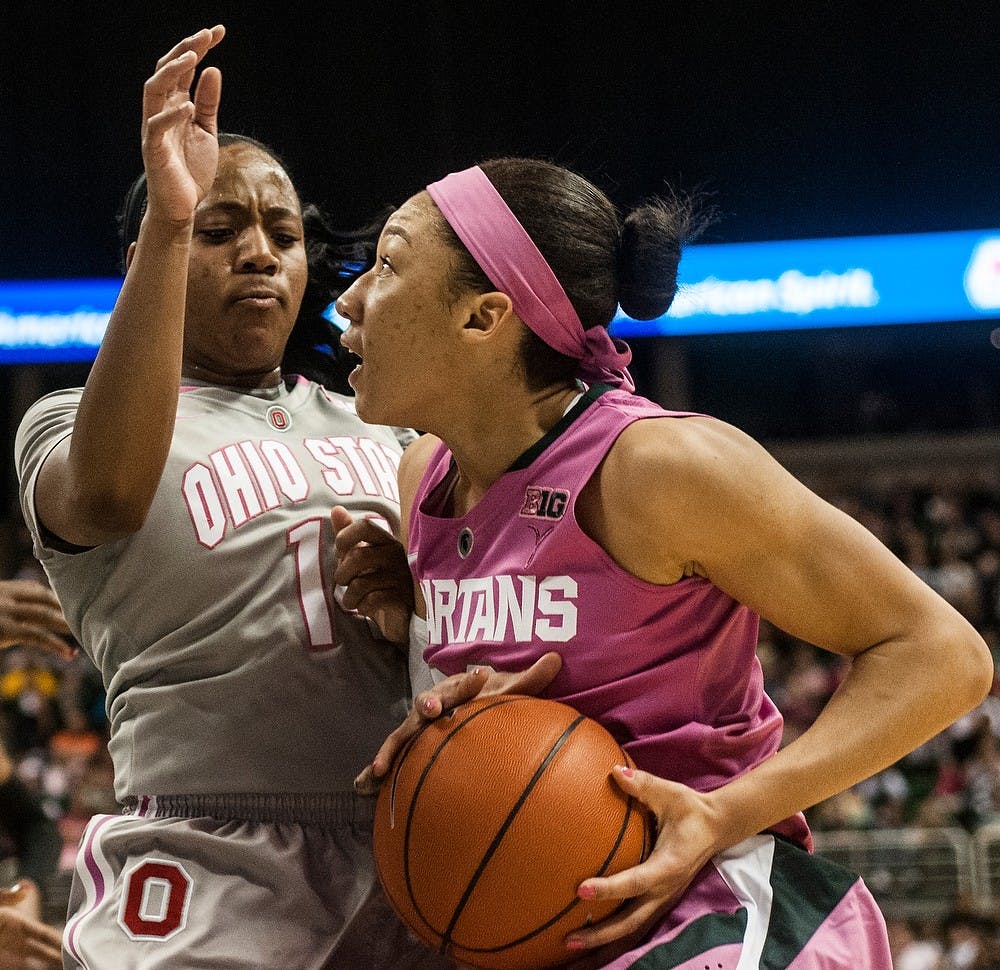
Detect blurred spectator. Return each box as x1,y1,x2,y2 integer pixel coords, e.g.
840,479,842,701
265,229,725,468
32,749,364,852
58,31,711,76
0,579,73,660
939,909,995,970
0,732,60,891
886,915,944,970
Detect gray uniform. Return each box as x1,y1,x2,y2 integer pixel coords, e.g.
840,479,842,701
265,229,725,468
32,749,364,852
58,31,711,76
16,377,448,969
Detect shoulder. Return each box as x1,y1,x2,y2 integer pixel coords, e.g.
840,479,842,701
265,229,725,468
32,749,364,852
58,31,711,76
17,387,84,430
608,413,816,531
588,413,811,582
606,413,773,491
14,388,84,470
397,433,443,544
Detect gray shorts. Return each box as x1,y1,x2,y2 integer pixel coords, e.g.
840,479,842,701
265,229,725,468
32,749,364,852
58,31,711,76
62,793,452,970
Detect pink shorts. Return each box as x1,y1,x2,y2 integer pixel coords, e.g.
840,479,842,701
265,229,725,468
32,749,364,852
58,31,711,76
597,834,891,969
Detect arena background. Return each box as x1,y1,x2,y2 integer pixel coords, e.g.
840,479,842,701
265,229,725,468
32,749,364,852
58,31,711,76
3,1,999,466
3,0,1000,957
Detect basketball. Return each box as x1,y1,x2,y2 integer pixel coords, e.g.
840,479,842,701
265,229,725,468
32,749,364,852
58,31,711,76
372,693,652,969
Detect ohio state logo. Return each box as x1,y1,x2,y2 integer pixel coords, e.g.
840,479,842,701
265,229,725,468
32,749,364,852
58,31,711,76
266,405,292,431
519,486,569,520
117,859,193,941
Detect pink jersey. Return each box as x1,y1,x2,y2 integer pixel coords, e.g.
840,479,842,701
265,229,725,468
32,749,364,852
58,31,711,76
409,384,810,849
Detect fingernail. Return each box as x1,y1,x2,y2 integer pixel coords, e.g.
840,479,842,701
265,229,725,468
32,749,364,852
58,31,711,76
565,937,585,951
577,884,596,899
422,697,436,713
615,764,634,778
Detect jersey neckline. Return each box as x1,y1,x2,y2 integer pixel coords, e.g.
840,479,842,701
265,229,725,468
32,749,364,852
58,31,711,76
506,383,611,472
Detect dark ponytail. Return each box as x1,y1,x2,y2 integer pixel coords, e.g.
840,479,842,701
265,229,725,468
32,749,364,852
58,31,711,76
618,193,701,321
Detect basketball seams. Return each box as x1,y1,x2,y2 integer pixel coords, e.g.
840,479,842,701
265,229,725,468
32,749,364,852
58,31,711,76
399,695,527,944
374,695,650,968
440,712,587,951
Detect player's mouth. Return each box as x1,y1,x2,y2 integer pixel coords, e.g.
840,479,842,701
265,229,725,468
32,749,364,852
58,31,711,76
346,350,363,389
233,287,282,308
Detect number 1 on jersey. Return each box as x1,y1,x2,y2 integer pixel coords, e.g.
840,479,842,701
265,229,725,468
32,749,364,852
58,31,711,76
287,518,336,650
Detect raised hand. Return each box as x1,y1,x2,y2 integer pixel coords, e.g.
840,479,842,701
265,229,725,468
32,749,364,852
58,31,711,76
141,25,226,227
0,579,74,661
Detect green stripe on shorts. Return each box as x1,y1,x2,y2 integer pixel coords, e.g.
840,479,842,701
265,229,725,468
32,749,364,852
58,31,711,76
759,838,860,967
631,907,749,968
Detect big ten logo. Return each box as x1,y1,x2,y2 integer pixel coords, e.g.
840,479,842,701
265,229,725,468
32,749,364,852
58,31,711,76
519,486,570,521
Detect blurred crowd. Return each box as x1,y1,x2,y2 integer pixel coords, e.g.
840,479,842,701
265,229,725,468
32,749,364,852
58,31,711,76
762,483,1000,836
6,479,1000,966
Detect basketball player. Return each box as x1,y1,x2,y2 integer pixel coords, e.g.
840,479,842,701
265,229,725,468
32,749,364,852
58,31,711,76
13,25,460,969
335,159,994,968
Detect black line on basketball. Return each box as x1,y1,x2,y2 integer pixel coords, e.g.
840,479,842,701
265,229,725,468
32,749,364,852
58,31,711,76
387,722,433,828
459,783,644,956
400,695,527,939
439,713,587,952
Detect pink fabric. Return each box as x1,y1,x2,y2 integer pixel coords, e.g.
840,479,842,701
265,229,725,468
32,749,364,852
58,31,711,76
786,879,892,970
410,386,809,849
426,165,635,390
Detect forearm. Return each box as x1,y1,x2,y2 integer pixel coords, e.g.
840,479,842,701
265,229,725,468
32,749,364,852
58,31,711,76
42,217,193,542
707,624,992,848
76,218,191,491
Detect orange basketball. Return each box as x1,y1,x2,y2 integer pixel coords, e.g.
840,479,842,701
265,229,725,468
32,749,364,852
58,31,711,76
373,694,651,969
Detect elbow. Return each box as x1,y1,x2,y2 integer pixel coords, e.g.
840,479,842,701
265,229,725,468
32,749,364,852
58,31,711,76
79,487,152,538
58,481,154,545
944,619,995,717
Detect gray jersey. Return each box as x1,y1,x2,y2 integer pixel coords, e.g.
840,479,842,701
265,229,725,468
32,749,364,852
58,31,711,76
16,376,413,801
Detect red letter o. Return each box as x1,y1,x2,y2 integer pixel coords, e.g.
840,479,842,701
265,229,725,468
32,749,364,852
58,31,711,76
119,860,192,941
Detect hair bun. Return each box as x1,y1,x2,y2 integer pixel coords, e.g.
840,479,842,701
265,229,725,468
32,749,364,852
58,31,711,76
617,192,712,321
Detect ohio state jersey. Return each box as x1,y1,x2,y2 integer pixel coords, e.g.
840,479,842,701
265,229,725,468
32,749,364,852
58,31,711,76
16,376,413,800
408,383,810,849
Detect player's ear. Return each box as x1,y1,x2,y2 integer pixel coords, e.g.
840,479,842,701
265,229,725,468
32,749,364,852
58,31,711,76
124,241,138,272
464,291,514,335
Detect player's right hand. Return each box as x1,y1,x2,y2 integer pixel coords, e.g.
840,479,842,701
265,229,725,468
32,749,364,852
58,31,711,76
141,25,225,227
354,651,563,796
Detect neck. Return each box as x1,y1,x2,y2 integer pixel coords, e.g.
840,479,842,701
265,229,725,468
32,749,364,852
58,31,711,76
440,381,581,512
181,363,283,389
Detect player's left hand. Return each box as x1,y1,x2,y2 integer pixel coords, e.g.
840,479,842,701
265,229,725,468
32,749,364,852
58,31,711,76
354,651,563,795
331,506,414,645
563,767,723,953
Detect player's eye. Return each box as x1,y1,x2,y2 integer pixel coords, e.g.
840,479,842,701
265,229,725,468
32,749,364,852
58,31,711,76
199,227,235,243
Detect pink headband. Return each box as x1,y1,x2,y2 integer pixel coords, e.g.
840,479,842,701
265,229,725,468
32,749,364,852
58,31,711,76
426,165,634,392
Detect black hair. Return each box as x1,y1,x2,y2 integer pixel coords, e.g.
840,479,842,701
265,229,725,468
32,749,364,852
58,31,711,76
435,157,712,391
115,133,385,393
